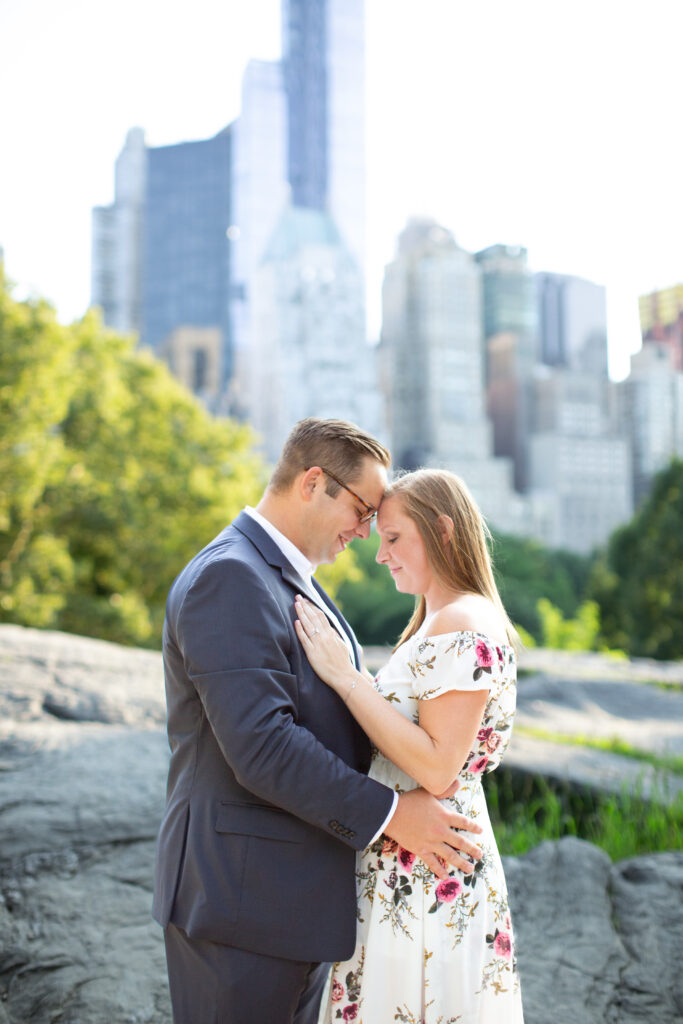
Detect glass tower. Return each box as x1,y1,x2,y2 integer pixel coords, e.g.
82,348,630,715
142,127,233,384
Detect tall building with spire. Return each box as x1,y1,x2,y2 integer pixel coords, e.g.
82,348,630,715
232,0,371,437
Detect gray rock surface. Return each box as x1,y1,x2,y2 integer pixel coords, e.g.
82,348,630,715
0,625,170,1023
1,625,682,1023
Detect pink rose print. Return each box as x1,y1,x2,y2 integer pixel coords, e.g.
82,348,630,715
398,847,416,871
485,732,502,754
494,931,512,959
477,726,494,743
382,838,398,857
331,979,344,1003
342,1005,358,1021
470,754,489,774
435,877,462,903
496,646,504,663
475,639,494,667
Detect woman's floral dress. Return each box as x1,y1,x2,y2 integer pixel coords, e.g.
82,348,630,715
318,630,524,1024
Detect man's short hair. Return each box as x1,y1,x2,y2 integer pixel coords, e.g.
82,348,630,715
269,418,391,495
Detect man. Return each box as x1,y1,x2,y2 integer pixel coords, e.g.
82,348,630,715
153,418,483,1023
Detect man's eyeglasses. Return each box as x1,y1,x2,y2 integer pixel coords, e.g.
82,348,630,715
319,467,378,524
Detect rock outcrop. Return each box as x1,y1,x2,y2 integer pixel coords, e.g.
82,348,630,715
1,624,681,1023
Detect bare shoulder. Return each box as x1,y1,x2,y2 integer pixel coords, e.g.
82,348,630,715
428,594,507,647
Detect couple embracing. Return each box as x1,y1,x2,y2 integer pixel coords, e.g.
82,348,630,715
153,418,524,1023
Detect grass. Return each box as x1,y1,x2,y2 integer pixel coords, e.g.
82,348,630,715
486,768,683,861
514,725,683,776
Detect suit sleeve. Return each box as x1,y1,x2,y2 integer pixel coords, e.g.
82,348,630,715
175,557,394,850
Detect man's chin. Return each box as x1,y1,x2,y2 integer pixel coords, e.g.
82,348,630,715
322,538,349,563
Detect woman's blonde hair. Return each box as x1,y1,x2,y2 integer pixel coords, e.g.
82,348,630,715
384,469,518,649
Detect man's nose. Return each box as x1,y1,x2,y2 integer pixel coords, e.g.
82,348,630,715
355,518,372,540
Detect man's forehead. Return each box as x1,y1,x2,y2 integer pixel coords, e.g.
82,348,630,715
354,460,388,500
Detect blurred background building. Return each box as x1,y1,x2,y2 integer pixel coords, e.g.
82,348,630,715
89,0,683,554
379,219,529,537
638,284,683,371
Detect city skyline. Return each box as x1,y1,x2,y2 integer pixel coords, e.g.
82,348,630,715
2,0,683,379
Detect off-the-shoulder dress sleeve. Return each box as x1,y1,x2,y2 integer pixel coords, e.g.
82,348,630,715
406,631,506,701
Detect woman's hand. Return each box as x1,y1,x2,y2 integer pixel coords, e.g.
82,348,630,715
294,596,357,695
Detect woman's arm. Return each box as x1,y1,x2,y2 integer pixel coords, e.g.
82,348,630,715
295,597,488,795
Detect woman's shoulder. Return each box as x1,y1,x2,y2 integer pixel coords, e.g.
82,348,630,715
425,596,508,648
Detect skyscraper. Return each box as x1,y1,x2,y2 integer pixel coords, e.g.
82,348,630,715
247,206,376,461
536,271,609,376
230,59,289,409
524,273,631,551
475,244,537,490
620,341,683,504
91,127,146,334
143,127,233,393
380,219,528,535
233,0,369,431
282,0,366,270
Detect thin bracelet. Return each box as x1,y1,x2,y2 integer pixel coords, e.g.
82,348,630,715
344,679,358,704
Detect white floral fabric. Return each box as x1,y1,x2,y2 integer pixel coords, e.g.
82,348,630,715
318,631,524,1024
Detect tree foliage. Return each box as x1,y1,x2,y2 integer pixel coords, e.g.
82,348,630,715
0,275,266,646
536,598,602,651
491,532,592,641
589,459,683,660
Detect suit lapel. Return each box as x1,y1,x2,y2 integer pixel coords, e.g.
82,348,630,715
232,510,361,670
311,577,361,671
232,511,310,591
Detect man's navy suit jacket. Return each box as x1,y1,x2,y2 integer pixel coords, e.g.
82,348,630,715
152,511,394,962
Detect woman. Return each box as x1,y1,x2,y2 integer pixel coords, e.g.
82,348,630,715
295,469,524,1023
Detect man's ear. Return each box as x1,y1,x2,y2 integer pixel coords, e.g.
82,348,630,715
299,466,324,502
437,514,454,546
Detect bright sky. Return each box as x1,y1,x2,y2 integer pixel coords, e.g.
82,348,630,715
1,0,682,379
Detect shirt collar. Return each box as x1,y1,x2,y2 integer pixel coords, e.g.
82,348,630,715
244,506,315,582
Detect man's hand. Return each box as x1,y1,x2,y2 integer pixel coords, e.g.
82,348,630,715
384,788,483,880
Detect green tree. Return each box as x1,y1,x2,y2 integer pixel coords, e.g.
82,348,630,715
590,458,683,659
0,277,267,646
491,531,592,641
0,276,78,626
536,598,602,651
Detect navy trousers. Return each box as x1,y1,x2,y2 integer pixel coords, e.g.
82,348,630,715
164,923,330,1024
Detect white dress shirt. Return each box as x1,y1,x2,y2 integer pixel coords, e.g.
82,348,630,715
243,506,398,841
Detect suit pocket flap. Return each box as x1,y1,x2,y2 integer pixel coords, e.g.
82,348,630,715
215,802,309,844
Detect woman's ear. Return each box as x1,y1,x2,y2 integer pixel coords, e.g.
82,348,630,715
437,514,454,546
